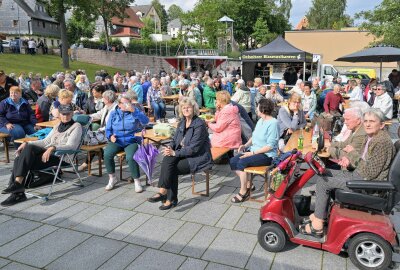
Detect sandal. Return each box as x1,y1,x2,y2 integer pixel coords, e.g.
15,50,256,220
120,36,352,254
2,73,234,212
300,217,311,225
299,223,324,238
147,192,166,203
231,190,249,203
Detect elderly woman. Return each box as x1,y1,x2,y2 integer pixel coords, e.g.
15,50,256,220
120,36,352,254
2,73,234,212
348,79,363,102
0,86,36,143
147,97,212,210
1,104,82,206
203,78,217,113
49,89,84,119
78,90,118,172
104,93,149,192
207,91,241,149
229,98,279,203
265,83,284,104
160,77,172,96
372,84,393,120
301,109,396,237
277,93,307,142
114,76,126,92
76,75,90,92
301,82,317,120
84,84,105,115
231,79,251,117
147,78,166,121
35,84,60,122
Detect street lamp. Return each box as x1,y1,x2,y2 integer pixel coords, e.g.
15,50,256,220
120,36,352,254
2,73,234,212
10,1,21,53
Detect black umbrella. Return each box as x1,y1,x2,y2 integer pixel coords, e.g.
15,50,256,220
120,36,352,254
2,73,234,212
335,46,400,81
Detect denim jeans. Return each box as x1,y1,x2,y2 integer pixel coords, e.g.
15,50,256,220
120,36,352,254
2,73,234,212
0,124,35,146
151,101,166,120
230,152,273,171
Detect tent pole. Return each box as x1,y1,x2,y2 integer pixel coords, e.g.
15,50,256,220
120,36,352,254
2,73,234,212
303,62,306,81
380,58,382,82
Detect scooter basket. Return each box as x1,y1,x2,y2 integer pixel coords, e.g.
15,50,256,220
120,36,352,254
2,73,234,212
270,172,285,191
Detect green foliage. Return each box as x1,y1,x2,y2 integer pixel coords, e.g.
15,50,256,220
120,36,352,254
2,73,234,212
151,0,168,33
66,11,95,44
141,17,157,40
251,17,277,47
277,0,292,20
306,0,352,29
168,4,183,21
356,0,400,47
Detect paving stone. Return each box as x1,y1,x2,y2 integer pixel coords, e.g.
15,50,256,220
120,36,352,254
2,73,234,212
0,218,41,246
0,196,41,215
161,222,203,254
47,236,126,270
181,201,229,226
272,245,323,270
125,216,184,248
0,262,40,270
322,251,347,270
134,199,171,216
57,204,106,228
0,224,58,257
180,226,221,258
0,258,11,268
90,186,128,205
234,210,260,235
179,258,208,270
245,243,275,270
0,213,12,224
202,229,257,268
210,186,237,204
125,248,186,270
67,183,108,202
97,244,146,270
215,205,246,230
13,199,77,221
205,262,241,270
106,212,151,240
9,228,90,268
105,191,147,210
72,207,135,236
167,198,200,219
42,201,92,225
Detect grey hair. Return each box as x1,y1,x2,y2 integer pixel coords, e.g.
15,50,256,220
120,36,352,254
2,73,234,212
364,108,385,123
344,107,363,120
377,84,387,92
279,79,286,85
63,78,76,87
56,73,65,80
94,76,103,82
120,90,138,101
178,79,189,87
236,79,245,87
178,97,200,118
130,76,138,83
349,101,370,114
102,90,117,103
326,81,334,89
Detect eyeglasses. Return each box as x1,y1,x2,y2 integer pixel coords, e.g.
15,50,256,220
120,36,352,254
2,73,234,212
376,88,383,91
372,87,377,90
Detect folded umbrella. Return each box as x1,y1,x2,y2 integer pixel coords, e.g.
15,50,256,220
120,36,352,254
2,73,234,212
133,133,159,184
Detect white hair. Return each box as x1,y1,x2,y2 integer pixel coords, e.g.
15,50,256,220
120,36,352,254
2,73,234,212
279,80,286,85
130,76,138,83
325,81,334,89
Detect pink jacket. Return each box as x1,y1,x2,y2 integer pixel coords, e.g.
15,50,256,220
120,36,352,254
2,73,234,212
208,104,241,149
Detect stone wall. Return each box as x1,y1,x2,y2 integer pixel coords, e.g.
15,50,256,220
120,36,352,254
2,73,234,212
75,48,173,73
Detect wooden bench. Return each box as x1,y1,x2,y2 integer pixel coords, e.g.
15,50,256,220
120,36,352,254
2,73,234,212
116,151,129,182
80,144,106,176
191,147,231,197
0,133,10,163
244,165,271,202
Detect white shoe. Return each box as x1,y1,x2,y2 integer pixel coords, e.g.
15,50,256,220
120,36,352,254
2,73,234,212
105,176,118,191
78,163,88,172
134,179,143,193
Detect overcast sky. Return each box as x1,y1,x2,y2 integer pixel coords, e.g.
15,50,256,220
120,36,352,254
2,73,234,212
132,0,382,27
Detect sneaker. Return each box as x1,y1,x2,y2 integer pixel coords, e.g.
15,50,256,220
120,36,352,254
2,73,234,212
1,192,27,206
134,179,143,193
78,163,88,172
105,176,118,191
2,182,24,194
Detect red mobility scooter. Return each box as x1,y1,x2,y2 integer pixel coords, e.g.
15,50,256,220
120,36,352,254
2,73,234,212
258,137,400,270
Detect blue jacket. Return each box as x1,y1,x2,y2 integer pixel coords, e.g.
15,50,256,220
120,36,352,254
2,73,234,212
73,88,88,110
142,81,151,104
132,83,144,104
170,116,213,173
0,97,37,128
106,107,149,147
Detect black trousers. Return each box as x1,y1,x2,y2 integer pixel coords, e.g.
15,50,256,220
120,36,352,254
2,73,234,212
10,144,60,189
158,156,190,202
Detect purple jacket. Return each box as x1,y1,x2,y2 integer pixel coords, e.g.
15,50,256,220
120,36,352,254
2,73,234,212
0,97,37,128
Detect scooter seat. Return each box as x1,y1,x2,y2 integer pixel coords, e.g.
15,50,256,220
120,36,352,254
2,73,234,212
335,189,387,212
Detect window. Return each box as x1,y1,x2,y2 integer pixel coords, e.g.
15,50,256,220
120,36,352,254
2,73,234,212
37,21,40,27
12,20,18,27
51,40,54,46
42,22,45,28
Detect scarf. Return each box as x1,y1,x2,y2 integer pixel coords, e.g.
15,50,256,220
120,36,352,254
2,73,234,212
58,119,75,133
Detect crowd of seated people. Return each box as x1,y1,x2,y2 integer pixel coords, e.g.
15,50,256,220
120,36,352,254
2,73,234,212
0,66,398,233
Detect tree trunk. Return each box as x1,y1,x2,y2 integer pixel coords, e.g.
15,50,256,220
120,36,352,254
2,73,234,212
103,16,110,51
58,1,69,69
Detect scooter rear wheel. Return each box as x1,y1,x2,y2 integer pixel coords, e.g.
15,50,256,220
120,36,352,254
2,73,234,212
348,233,392,270
258,222,287,252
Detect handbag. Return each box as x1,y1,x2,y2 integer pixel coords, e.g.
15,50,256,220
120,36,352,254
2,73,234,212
84,130,107,145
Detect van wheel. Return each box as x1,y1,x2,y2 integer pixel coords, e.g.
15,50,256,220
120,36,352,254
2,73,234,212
258,222,287,252
348,233,392,270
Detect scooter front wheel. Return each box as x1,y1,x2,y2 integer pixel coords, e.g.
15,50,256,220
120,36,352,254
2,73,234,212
258,222,287,252
348,233,392,270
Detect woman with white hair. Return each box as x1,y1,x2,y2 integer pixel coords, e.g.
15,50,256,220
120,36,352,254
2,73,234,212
372,84,393,120
147,78,166,121
76,75,90,92
231,79,251,116
289,79,304,95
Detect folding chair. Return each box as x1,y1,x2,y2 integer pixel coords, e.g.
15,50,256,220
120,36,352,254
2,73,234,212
26,115,92,201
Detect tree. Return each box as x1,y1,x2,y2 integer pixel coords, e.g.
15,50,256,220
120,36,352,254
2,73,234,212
306,0,352,29
67,11,95,44
356,0,400,47
141,17,157,40
151,0,168,33
277,0,292,20
168,4,183,21
251,17,276,47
